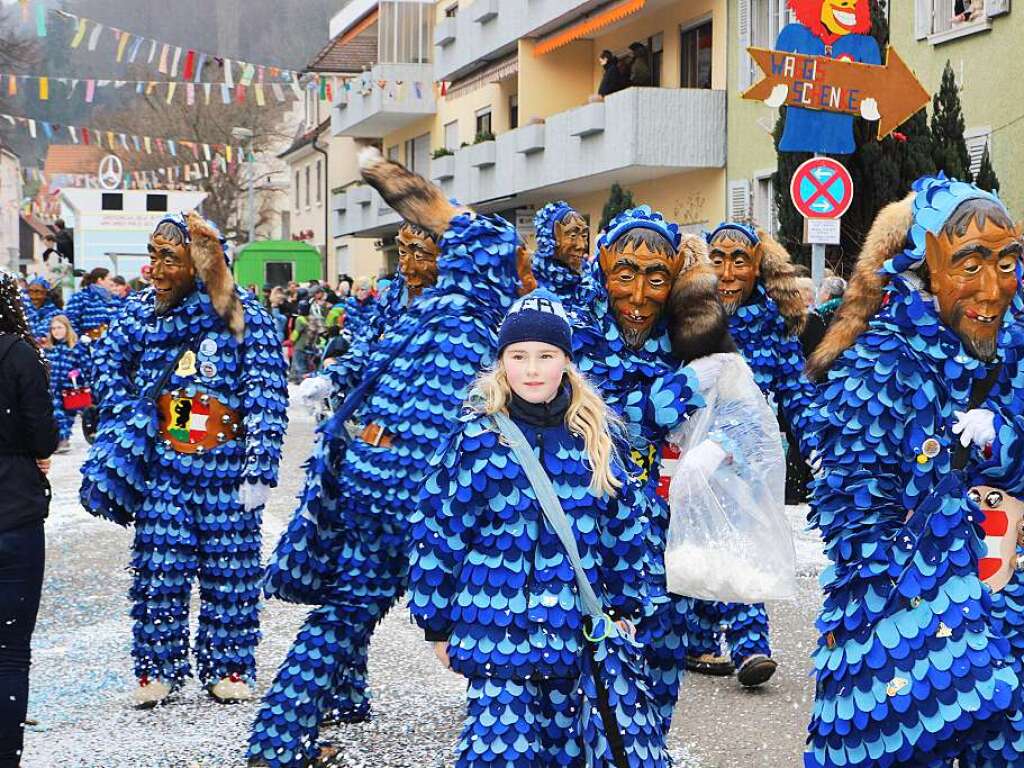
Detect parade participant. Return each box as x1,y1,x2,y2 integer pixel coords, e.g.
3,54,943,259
802,176,1024,767
44,315,90,453
64,267,120,340
531,201,588,306
342,275,380,341
408,290,665,768
684,222,815,687
22,276,61,343
79,212,288,708
250,149,524,768
572,206,733,733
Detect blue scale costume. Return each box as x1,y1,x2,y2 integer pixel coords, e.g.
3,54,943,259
64,282,120,337
805,177,1024,767
688,224,818,671
572,207,709,734
22,277,61,341
341,293,381,342
407,379,658,768
45,338,91,442
250,211,521,767
79,213,288,690
532,201,586,308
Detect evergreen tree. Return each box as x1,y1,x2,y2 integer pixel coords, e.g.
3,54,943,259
974,143,1000,193
599,183,635,232
930,60,973,182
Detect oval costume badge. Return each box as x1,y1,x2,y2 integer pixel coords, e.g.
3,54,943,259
199,361,218,378
199,339,218,356
922,438,941,459
176,350,197,377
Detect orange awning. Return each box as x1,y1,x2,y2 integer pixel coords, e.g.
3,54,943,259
534,0,647,57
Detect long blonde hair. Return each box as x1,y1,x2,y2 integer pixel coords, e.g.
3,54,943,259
47,314,78,348
471,360,624,497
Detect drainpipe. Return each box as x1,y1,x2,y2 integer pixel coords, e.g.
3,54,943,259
312,136,330,281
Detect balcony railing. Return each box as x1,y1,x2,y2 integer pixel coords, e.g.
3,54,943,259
332,62,436,138
333,87,726,238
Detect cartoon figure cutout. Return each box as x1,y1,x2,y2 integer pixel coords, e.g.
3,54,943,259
970,485,1024,593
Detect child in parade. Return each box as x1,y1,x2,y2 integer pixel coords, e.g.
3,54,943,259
44,315,90,453
408,291,665,767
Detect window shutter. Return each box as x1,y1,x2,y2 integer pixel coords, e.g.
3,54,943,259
915,0,933,38
728,180,752,221
738,0,753,90
986,0,1011,17
965,130,991,178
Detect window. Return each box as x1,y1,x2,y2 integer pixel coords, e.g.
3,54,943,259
443,120,459,151
101,193,123,211
475,107,493,138
444,3,458,17
387,145,400,161
647,33,664,87
316,160,322,204
754,174,776,235
335,243,351,275
265,261,294,286
727,180,751,222
965,128,992,178
404,132,431,173
305,165,310,208
294,171,300,209
739,0,791,89
379,0,434,64
146,194,168,212
508,95,519,130
681,21,713,89
916,0,1005,39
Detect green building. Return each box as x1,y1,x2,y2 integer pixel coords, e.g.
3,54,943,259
233,240,322,289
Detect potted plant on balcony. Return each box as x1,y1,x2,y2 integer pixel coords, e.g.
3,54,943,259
470,131,496,168
431,147,456,181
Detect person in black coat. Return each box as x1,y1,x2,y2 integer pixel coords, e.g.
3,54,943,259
0,271,59,768
598,49,626,96
52,219,74,269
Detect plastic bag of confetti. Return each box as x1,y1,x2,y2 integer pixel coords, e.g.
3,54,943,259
664,354,796,602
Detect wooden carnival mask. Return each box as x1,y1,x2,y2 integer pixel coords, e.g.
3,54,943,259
517,243,538,296
396,224,440,301
924,215,1021,362
599,235,682,348
709,233,762,315
148,222,196,315
553,212,589,273
27,283,47,309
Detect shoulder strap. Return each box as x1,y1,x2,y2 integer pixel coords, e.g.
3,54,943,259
143,329,203,401
493,412,605,620
951,361,1004,471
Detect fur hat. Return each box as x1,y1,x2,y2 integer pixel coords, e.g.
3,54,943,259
156,212,245,340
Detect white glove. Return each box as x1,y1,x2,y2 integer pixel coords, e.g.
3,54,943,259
238,481,271,512
860,97,880,121
765,83,788,108
680,439,729,479
952,408,996,450
297,375,332,406
687,353,733,393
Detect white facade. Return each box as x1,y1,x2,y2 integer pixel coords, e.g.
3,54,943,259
0,148,22,273
60,188,208,281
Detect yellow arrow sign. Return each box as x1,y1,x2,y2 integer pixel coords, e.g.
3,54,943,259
742,45,930,140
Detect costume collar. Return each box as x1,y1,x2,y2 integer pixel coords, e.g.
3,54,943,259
507,379,570,427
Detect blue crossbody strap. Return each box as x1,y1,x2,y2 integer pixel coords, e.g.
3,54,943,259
493,412,607,622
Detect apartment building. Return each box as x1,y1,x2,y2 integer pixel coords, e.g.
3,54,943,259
332,0,729,258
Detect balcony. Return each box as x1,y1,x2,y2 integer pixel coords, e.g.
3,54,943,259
333,87,726,238
332,63,436,138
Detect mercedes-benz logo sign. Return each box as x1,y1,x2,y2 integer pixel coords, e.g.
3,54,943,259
98,154,123,191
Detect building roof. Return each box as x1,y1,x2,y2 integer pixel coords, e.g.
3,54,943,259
43,145,107,175
307,8,378,73
278,119,332,160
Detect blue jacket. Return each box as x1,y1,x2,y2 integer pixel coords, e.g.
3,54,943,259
80,285,289,525
408,410,650,680
64,284,120,335
775,24,881,154
805,278,1024,767
46,340,90,397
342,295,381,342
729,283,816,447
264,213,521,603
24,300,61,341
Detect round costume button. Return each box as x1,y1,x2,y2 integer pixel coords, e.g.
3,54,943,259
922,438,941,459
199,339,218,356
200,361,217,378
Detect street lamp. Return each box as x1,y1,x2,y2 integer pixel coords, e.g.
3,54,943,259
231,126,255,244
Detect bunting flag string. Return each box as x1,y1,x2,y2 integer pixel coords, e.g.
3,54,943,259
22,157,220,192
0,109,248,161
50,9,303,86
0,71,307,107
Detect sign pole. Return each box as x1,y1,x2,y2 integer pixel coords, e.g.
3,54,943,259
811,154,826,292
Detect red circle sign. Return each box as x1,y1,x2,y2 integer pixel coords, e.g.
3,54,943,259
790,158,854,220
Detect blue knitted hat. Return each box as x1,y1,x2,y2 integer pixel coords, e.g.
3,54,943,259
498,289,572,356
705,221,760,247
28,275,51,289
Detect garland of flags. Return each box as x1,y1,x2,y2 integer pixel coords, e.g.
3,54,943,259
0,110,247,161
